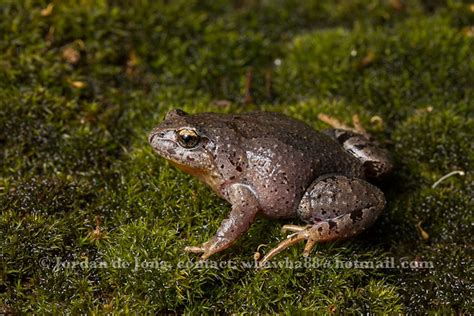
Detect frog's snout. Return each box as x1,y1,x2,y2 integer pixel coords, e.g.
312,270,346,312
148,132,156,144
148,129,166,145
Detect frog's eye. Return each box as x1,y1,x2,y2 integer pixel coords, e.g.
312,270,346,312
177,129,200,148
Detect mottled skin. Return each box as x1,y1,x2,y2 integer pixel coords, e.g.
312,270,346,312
149,109,393,264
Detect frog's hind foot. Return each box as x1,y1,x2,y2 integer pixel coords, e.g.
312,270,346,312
258,175,386,268
258,226,319,268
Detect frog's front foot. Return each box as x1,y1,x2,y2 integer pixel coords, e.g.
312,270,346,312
184,236,231,260
184,245,213,260
184,245,206,254
185,184,260,261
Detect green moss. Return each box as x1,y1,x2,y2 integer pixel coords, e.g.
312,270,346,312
1,0,472,313
274,15,473,119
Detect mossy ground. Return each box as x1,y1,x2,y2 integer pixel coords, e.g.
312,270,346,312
1,0,473,313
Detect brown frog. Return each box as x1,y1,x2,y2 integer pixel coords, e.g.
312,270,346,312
148,109,393,265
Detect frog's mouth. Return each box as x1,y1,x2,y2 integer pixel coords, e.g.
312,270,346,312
169,159,222,195
150,138,207,174
150,138,174,157
169,160,205,177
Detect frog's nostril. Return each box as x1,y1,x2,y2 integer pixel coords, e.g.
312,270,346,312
149,131,167,144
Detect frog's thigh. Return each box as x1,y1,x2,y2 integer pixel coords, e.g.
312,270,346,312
297,174,385,241
259,175,386,266
324,128,393,179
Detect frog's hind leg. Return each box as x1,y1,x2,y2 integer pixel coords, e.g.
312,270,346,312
258,175,385,267
319,113,393,179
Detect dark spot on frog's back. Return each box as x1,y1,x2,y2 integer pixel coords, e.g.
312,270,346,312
350,209,363,222
364,161,383,178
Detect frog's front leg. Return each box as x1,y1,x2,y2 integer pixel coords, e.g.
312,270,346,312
259,175,385,266
185,183,260,260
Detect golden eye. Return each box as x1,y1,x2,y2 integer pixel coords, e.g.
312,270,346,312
177,129,200,148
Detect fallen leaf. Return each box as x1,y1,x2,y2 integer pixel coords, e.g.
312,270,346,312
62,46,80,65
126,50,139,76
416,221,430,241
462,26,474,38
41,3,54,17
356,51,376,69
212,100,232,108
69,80,87,89
389,0,405,11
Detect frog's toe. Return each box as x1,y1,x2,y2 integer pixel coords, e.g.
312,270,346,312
302,228,320,257
184,245,216,260
258,225,331,267
184,245,206,253
258,229,313,267
281,224,312,233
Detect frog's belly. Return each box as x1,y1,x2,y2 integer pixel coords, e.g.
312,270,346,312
260,205,297,219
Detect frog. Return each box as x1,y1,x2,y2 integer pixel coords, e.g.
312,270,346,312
148,109,393,266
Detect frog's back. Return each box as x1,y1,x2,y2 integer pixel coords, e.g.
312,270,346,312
237,112,362,175
235,112,330,151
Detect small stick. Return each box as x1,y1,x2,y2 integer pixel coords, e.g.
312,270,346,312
318,113,370,137
432,170,465,189
352,114,368,136
317,114,352,130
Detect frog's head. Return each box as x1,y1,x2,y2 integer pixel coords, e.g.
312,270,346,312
148,109,216,178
